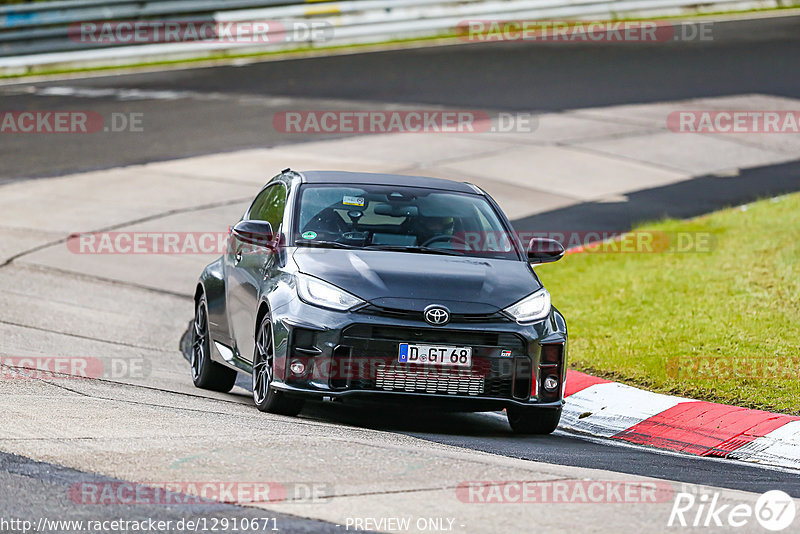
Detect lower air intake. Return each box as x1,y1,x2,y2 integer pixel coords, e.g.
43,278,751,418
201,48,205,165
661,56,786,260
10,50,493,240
375,365,485,396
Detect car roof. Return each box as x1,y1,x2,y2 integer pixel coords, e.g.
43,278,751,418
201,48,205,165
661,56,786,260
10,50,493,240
297,170,480,194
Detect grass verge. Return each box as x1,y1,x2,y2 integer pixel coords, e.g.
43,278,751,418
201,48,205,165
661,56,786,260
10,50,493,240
535,192,800,414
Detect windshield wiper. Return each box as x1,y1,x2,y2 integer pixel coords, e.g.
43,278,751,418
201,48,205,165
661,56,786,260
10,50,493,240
362,244,465,256
293,239,359,249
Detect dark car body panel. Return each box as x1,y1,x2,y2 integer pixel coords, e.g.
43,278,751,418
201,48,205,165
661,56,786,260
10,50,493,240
293,249,541,314
196,170,568,411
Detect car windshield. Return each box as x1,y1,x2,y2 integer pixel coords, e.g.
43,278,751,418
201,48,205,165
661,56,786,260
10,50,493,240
293,184,519,260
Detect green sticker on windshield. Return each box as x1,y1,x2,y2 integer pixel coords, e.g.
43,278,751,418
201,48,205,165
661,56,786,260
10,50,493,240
302,231,317,240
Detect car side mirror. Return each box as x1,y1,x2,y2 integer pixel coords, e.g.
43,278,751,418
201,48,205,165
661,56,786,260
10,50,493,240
527,238,565,264
232,220,276,249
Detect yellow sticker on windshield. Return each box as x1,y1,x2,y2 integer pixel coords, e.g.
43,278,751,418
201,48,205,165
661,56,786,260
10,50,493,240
343,196,365,206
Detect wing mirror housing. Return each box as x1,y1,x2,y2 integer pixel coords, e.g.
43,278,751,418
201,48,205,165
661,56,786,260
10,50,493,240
527,237,565,264
232,220,276,249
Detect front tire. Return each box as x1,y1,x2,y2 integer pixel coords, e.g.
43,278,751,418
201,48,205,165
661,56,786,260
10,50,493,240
191,295,237,393
507,406,561,435
252,312,304,416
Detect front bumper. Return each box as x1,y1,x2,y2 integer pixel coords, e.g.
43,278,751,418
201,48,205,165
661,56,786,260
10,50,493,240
269,297,568,410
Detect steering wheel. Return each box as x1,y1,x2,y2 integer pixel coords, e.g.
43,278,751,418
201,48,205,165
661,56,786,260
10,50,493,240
420,234,471,249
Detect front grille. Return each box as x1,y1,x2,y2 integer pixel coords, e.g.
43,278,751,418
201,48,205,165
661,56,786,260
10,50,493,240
334,324,525,398
356,305,509,324
375,364,485,395
343,324,525,349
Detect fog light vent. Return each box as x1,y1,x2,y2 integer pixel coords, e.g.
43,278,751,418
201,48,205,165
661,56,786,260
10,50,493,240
543,375,559,392
289,360,306,375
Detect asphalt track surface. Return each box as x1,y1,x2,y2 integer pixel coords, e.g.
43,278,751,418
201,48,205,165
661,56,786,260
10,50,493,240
2,12,800,528
213,347,800,499
0,451,347,533
514,159,800,231
301,404,800,498
270,395,800,499
1,15,799,180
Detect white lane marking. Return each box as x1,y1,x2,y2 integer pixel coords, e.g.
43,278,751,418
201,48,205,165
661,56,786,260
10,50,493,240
1,84,297,105
40,86,188,100
38,86,241,102
559,382,695,438
560,382,800,471
553,426,800,475
730,421,800,469
484,411,800,475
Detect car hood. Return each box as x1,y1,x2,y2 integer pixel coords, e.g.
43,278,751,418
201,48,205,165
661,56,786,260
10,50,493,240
293,248,540,314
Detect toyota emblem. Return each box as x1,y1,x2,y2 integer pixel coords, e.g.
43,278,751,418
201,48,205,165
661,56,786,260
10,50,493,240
424,305,450,326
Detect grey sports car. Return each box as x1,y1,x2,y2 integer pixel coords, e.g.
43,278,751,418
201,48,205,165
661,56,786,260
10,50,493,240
190,169,567,434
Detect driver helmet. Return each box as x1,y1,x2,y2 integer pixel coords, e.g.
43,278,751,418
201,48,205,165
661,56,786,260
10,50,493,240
418,216,454,235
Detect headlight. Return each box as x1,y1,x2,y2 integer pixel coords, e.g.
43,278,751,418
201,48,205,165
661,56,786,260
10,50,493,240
296,273,365,311
503,288,551,323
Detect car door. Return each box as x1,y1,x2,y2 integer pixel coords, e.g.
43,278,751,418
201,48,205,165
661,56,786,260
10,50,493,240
226,183,287,363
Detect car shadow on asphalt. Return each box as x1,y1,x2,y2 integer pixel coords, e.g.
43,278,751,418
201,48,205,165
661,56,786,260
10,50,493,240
300,401,516,437
180,321,549,438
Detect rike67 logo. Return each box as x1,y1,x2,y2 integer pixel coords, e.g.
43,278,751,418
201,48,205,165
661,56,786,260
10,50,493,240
668,490,796,531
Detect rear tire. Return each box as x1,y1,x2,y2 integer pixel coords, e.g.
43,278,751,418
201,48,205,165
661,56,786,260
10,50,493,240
252,312,305,416
191,295,237,393
507,406,561,435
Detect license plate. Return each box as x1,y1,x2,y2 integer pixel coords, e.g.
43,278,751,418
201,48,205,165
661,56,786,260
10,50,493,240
398,343,472,367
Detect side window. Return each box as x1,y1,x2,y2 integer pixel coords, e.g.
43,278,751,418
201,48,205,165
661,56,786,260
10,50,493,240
248,184,287,231
472,204,513,253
